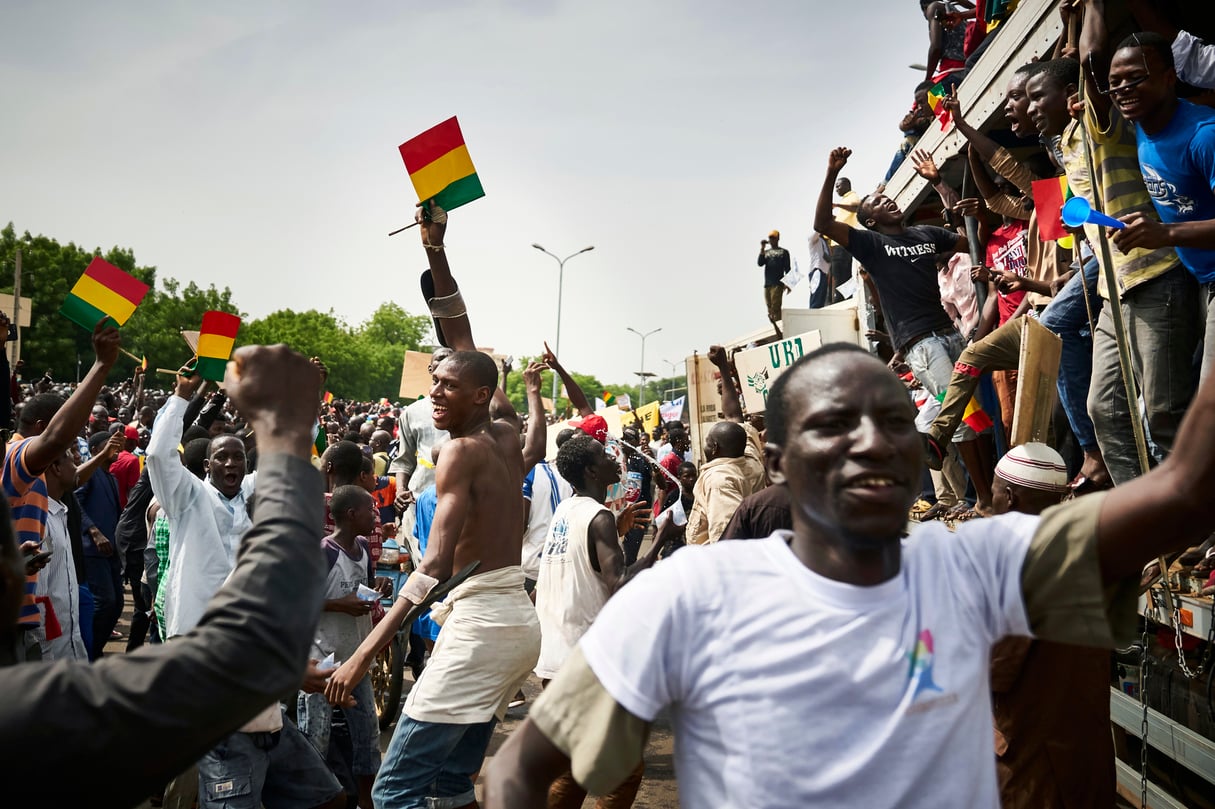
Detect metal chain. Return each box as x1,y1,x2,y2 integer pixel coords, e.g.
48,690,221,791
1173,603,1199,679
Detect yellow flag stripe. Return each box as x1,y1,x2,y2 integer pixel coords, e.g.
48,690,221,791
70,274,138,324
409,144,477,201
196,333,235,360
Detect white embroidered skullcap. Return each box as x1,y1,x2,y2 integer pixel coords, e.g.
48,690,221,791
994,442,1069,492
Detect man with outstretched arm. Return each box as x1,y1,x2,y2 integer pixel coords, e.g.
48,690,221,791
0,345,331,806
324,203,542,809
484,339,1215,808
812,147,994,509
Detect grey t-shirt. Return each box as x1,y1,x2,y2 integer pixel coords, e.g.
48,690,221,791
314,538,373,662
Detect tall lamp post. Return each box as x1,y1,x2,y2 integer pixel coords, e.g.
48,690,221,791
532,243,594,405
626,326,662,407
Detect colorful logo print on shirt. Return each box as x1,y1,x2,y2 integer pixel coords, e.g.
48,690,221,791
907,629,943,700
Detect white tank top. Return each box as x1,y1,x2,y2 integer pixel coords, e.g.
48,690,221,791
534,495,613,679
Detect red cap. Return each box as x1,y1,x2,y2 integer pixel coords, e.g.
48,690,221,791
124,425,140,440
571,414,609,443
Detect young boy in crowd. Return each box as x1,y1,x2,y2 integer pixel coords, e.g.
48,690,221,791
298,484,383,809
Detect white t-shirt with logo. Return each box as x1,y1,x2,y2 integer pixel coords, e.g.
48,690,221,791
578,514,1040,809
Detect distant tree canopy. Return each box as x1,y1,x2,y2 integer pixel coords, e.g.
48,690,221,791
2,224,429,400
1,224,682,405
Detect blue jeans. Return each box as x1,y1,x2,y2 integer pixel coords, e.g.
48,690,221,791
84,553,123,658
373,716,497,809
297,676,381,777
1039,257,1102,450
198,713,343,809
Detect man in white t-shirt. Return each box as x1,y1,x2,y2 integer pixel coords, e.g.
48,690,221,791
484,342,1215,808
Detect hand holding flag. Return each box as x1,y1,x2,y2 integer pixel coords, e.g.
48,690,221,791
390,117,484,237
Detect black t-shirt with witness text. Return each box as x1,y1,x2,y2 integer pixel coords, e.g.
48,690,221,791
847,225,960,351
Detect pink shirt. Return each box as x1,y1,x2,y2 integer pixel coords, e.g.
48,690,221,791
938,254,980,339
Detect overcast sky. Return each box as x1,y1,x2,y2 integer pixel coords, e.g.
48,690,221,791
2,1,929,388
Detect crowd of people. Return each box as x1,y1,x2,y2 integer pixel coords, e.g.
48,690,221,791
2,1,1215,808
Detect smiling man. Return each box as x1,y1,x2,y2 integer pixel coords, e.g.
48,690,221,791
1081,18,1215,377
324,203,543,809
485,340,1215,807
1026,43,1200,486
812,146,988,505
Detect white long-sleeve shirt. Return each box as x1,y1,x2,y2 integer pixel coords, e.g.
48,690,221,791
146,396,256,639
146,396,279,733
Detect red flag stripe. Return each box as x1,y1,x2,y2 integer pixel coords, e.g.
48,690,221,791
399,117,466,173
83,257,149,304
200,310,241,339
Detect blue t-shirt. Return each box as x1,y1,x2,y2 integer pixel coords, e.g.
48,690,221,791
411,485,441,641
1136,100,1215,283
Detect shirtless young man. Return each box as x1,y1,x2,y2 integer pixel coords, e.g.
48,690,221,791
325,203,544,809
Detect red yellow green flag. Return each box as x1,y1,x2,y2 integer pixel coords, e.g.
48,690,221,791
926,82,952,131
60,257,150,330
195,311,241,382
398,117,485,211
935,391,994,433
323,391,334,405
602,390,617,406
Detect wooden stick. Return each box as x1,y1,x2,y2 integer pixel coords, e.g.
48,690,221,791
388,221,420,237
119,347,144,363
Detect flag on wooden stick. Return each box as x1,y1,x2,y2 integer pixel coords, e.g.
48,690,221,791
60,257,150,330
399,117,485,211
195,311,241,382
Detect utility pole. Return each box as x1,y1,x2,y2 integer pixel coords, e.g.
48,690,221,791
12,248,21,364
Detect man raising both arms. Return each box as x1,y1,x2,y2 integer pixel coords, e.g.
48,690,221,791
326,202,542,809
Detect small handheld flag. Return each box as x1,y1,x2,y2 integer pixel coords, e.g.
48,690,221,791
323,391,334,405
602,391,617,407
399,117,485,212
926,83,952,131
936,391,994,433
195,311,241,382
60,257,150,330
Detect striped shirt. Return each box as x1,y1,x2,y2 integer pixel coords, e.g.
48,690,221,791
4,436,50,628
1061,101,1181,299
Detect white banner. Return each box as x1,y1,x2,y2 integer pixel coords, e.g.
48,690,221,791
733,329,823,413
660,396,685,424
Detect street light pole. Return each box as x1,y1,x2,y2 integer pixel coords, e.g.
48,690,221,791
626,326,661,407
532,243,594,406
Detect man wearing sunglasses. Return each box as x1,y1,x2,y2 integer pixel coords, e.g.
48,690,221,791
1024,0,1202,490
1081,12,1215,378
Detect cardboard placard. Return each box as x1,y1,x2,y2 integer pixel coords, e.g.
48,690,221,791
400,350,434,400
733,330,823,413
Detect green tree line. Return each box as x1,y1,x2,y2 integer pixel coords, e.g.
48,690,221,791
1,224,689,406
1,224,429,401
